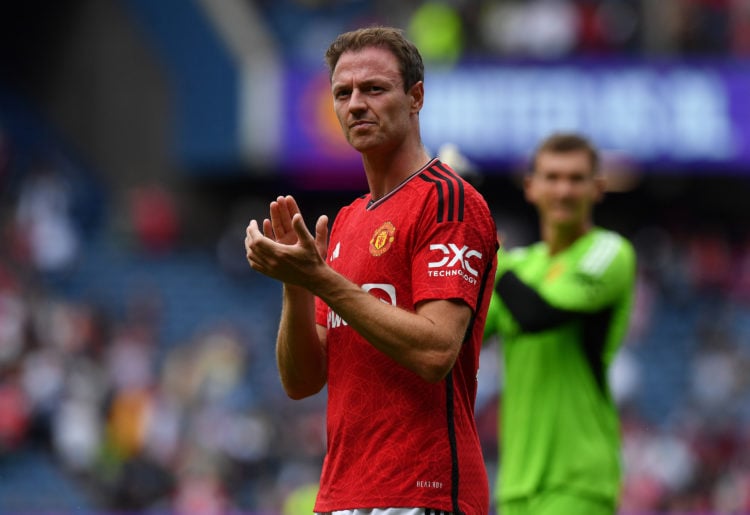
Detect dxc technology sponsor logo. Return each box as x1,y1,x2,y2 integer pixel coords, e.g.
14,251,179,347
427,243,483,285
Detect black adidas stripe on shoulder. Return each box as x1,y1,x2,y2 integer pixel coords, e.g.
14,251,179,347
418,162,465,223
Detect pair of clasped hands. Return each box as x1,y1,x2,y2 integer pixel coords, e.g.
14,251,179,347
245,195,330,288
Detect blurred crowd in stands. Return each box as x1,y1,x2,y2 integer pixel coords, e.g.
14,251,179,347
0,138,325,513
257,0,750,64
1,0,750,513
1,130,750,515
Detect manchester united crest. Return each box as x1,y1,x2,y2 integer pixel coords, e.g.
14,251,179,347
369,221,396,257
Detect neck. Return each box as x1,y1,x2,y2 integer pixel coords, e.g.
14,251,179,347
542,221,592,255
362,142,431,201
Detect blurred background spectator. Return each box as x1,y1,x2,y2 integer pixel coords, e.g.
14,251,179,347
0,0,749,514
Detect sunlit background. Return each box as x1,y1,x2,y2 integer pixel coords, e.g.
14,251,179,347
0,1,749,513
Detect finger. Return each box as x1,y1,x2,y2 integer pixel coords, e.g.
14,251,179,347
291,212,314,245
315,215,329,257
245,220,262,262
270,196,295,237
246,219,273,254
246,219,261,240
268,200,282,239
282,195,301,216
279,195,302,229
262,218,274,240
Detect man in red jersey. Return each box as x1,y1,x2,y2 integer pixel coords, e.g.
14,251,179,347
245,27,497,515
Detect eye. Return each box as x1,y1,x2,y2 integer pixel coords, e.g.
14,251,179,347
570,173,588,185
334,89,351,100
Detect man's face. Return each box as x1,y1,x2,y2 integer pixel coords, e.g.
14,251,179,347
525,149,603,230
330,46,423,153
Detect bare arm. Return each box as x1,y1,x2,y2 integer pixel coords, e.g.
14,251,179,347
310,266,471,383
275,284,328,399
246,196,329,399
246,196,471,392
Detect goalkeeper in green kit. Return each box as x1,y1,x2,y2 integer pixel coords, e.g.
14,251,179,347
484,133,636,515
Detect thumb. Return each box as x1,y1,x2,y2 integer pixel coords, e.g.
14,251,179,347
291,213,314,244
315,215,329,256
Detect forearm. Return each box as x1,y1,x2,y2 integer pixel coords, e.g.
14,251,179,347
496,271,577,332
312,267,468,383
276,284,327,399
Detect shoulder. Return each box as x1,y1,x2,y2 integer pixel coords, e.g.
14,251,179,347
334,194,368,219
504,242,541,261
417,159,463,184
415,159,465,194
496,242,538,277
416,159,493,221
577,229,635,279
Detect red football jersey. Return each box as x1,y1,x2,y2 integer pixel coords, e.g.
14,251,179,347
314,159,497,514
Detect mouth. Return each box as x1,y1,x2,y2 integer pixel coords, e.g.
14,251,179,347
551,204,575,214
349,120,374,129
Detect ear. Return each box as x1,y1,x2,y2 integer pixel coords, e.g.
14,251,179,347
523,174,536,203
593,174,606,203
409,81,424,113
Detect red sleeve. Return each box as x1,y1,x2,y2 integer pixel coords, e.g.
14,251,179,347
411,190,495,311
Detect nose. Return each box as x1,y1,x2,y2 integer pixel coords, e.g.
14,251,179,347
553,178,576,197
349,88,367,113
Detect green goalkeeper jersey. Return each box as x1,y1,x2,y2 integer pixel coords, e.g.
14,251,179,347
484,227,636,504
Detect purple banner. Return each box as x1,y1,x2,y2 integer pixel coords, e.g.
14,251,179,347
280,61,750,182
